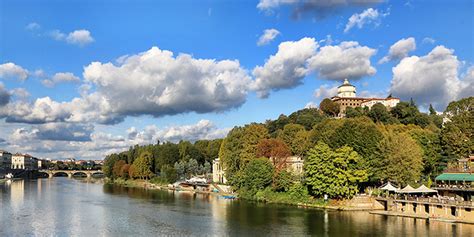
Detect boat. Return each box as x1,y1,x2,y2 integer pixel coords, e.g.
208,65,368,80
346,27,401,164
5,173,13,179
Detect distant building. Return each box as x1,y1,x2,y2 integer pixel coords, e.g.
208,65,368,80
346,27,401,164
11,153,38,170
285,156,304,175
212,158,227,184
0,150,12,171
269,156,304,175
331,79,400,116
434,155,474,202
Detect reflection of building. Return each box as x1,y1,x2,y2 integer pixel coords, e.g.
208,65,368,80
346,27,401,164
212,158,227,184
331,79,400,116
1,150,12,171
11,154,38,170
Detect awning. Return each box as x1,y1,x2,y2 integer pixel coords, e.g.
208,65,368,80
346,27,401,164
435,173,474,182
396,184,417,193
414,184,437,193
380,182,398,192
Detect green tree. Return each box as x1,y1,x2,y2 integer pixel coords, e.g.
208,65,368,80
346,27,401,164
219,127,245,183
288,108,325,130
441,97,473,159
409,128,443,178
304,142,367,199
161,164,178,183
374,129,423,185
133,151,154,180
238,158,274,196
319,98,340,117
272,170,294,192
277,124,308,156
368,103,393,123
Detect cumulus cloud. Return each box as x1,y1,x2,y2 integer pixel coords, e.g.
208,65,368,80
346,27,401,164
1,46,252,125
252,37,318,98
379,37,416,64
10,123,93,142
0,62,29,81
422,37,435,44
313,84,338,99
82,46,251,120
390,45,473,110
41,72,81,88
0,138,5,144
0,84,11,106
344,8,388,33
66,30,94,46
25,22,41,31
257,0,384,19
49,29,94,46
257,28,281,46
308,41,377,80
128,120,229,144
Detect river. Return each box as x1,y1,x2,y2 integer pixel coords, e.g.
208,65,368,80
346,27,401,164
0,178,473,236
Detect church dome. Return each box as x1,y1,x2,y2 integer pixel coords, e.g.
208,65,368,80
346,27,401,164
337,79,356,97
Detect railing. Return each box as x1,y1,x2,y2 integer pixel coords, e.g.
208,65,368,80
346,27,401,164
433,184,473,190
379,196,474,207
442,168,473,173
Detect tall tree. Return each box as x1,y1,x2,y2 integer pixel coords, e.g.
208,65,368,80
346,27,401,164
368,103,393,123
441,97,473,159
319,98,340,117
133,151,154,180
374,129,423,185
277,123,306,155
304,142,367,199
256,138,291,171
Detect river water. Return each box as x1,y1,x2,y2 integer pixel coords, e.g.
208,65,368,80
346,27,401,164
0,178,473,236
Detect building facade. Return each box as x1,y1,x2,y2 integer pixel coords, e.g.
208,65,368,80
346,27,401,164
212,158,227,184
0,150,12,172
331,79,400,116
11,154,38,170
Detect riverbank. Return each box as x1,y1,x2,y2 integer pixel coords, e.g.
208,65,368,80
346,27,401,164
106,178,382,211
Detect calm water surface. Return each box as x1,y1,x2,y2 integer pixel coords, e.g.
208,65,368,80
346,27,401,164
1,178,473,236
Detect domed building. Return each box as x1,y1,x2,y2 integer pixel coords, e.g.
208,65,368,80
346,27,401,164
337,79,356,98
331,79,400,117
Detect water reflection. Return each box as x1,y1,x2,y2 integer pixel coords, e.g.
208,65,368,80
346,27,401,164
1,179,473,236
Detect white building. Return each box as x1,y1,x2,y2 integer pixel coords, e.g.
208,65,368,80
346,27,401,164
360,96,400,109
212,158,227,184
11,154,38,170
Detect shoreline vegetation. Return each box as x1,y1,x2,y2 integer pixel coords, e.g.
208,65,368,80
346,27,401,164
106,178,381,211
102,97,472,213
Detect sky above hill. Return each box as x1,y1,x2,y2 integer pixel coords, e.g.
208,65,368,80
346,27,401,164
0,0,473,160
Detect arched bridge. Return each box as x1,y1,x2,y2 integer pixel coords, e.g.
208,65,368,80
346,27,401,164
39,170,104,178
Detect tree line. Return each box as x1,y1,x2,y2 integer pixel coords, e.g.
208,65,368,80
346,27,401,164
103,96,472,199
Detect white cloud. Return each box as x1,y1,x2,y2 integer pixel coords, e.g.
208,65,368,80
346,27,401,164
0,62,29,81
252,37,318,98
422,37,435,44
308,41,377,80
66,30,94,46
25,22,41,31
313,84,338,99
390,45,473,110
41,72,81,88
128,120,229,144
344,8,388,33
379,37,416,64
49,29,94,46
257,28,281,46
10,123,94,142
11,88,30,99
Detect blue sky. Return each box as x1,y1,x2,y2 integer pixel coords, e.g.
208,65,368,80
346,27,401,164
0,0,473,160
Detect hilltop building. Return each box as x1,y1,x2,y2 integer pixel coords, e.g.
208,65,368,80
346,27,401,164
331,79,400,117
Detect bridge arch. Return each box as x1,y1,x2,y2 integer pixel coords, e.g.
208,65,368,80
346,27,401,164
52,171,70,177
